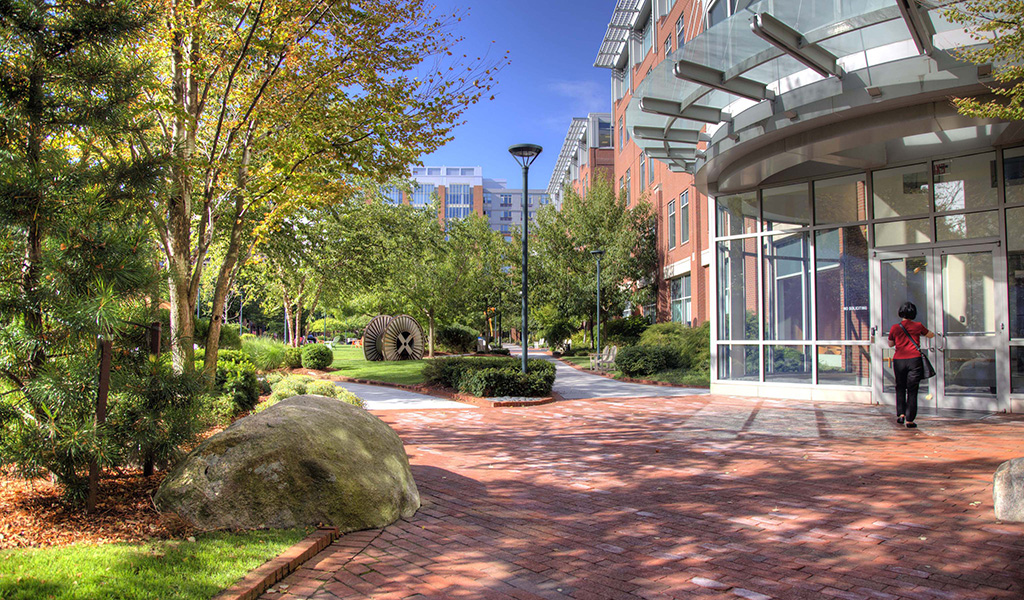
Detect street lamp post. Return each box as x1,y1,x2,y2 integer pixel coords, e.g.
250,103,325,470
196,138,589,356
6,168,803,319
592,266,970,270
508,143,542,373
591,250,605,361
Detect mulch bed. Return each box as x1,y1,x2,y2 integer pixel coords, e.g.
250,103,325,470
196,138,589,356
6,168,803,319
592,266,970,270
0,467,189,550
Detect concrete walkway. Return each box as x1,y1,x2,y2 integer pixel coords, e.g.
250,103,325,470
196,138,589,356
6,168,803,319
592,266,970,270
262,395,1024,600
333,381,474,411
508,345,709,399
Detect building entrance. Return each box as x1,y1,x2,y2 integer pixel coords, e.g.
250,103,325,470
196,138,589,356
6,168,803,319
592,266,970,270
872,244,1009,411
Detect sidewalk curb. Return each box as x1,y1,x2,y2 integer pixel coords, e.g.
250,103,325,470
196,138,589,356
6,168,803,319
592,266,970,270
212,527,339,600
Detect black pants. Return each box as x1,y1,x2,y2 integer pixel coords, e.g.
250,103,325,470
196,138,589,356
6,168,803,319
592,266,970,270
893,357,924,422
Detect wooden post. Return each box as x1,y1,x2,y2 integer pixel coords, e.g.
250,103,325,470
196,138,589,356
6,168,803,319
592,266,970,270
86,337,112,513
149,321,162,356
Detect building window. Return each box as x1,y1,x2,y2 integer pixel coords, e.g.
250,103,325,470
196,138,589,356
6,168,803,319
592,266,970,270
668,200,677,249
625,169,631,203
618,117,624,150
412,183,435,206
445,183,473,220
483,193,493,205
665,31,673,55
680,190,690,244
639,154,646,193
500,224,510,234
619,176,625,196
500,194,513,207
641,17,652,57
501,211,512,221
598,119,613,148
707,0,728,29
383,186,403,205
671,275,691,324
624,114,630,143
676,13,685,44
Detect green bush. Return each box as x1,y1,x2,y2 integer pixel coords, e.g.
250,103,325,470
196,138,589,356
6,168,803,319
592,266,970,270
614,345,680,377
264,372,285,386
193,319,242,349
423,356,555,396
436,324,477,354
459,368,555,397
193,353,259,414
639,321,710,371
488,346,511,356
271,374,313,395
256,377,272,395
283,346,302,368
337,388,366,409
301,344,333,369
306,380,338,397
242,336,288,371
541,319,576,353
603,315,650,346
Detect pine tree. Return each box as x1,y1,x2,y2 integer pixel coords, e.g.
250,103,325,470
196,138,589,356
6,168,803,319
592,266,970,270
0,0,172,503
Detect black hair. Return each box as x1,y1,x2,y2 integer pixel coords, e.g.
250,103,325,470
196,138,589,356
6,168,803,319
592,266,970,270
898,301,917,320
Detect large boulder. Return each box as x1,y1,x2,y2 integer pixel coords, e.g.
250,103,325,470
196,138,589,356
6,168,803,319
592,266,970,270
154,395,419,531
994,458,1024,522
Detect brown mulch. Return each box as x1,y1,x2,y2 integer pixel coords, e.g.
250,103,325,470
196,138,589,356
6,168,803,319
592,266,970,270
0,468,189,550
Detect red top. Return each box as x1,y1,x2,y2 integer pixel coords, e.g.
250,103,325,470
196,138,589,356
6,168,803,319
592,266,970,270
888,320,930,360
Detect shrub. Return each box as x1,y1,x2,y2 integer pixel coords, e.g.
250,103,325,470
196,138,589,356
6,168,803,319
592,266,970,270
614,345,680,377
639,321,710,371
265,372,286,386
603,316,650,346
436,324,477,354
337,388,366,409
194,353,259,414
271,374,313,396
301,344,333,369
306,380,338,397
488,346,511,355
284,346,302,368
242,336,288,371
423,356,555,396
459,368,555,397
541,319,576,353
193,319,243,349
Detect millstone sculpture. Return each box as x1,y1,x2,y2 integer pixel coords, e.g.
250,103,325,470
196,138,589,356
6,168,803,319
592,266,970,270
362,314,425,361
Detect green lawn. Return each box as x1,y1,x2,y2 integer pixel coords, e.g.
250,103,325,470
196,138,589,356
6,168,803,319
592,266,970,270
559,354,593,369
329,345,428,385
0,529,307,600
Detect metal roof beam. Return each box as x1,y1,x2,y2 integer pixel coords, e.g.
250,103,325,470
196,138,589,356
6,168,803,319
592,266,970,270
895,0,935,55
638,97,727,124
632,126,702,144
673,59,775,103
749,13,842,79
646,147,698,160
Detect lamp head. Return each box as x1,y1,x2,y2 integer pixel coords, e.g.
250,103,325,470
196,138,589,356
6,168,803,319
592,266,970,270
508,143,543,167
591,249,605,257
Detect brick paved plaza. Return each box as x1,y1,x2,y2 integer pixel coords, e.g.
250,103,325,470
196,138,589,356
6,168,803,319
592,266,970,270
262,396,1024,600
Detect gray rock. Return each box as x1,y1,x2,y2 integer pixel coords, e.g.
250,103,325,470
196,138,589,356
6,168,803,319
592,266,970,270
154,395,419,531
994,457,1024,522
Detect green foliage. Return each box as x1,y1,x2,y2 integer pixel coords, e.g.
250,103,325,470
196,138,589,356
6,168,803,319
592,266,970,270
264,372,286,386
242,336,288,371
195,353,260,414
436,324,478,354
488,346,511,356
306,380,338,397
300,344,333,369
193,319,243,350
284,347,303,368
423,357,555,397
0,528,308,600
639,321,710,371
615,345,679,377
336,388,366,409
541,319,576,353
603,316,650,346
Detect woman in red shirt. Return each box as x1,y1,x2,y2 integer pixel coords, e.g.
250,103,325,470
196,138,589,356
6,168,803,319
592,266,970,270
887,301,935,428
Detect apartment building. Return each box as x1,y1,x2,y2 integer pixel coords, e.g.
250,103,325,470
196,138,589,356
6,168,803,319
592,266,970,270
382,166,551,241
600,0,1024,412
547,113,615,207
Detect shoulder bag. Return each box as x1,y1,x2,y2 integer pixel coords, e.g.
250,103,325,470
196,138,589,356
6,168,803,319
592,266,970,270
899,323,936,379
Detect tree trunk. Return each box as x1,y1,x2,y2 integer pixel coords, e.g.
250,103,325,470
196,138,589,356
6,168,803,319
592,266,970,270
167,264,195,372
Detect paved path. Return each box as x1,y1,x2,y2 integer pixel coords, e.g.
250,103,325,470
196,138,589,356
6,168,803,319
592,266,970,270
262,395,1024,600
509,345,709,399
334,381,474,411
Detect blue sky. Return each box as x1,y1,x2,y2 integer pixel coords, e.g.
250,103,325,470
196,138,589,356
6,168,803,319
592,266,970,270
421,1,617,189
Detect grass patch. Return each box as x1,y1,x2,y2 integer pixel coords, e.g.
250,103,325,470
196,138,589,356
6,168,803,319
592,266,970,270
618,368,710,387
329,345,427,386
559,355,593,369
0,528,307,600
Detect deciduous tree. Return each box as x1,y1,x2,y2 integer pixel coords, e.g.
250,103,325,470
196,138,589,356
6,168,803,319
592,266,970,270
945,0,1024,120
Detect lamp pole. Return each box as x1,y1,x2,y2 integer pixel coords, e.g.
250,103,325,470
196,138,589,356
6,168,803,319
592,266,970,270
591,250,605,361
508,143,542,373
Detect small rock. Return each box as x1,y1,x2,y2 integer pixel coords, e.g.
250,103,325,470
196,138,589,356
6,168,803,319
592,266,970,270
994,457,1024,522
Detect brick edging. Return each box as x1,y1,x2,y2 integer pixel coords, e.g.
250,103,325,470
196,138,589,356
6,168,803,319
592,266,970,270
213,527,339,600
555,356,710,389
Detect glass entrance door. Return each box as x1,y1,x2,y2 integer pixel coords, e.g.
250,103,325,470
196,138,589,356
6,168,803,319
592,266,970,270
873,245,1008,411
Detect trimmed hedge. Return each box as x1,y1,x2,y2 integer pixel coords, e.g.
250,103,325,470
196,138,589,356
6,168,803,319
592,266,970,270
614,345,681,377
283,346,302,368
301,343,333,369
436,324,477,354
306,379,338,397
423,356,555,397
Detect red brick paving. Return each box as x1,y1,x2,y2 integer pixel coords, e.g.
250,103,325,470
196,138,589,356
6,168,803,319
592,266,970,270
260,396,1024,600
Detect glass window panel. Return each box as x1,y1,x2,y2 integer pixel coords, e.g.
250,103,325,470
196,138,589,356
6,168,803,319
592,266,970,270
717,238,759,341
765,345,812,384
944,350,996,396
763,232,811,341
668,200,676,249
1011,347,1024,393
412,184,435,206
937,210,998,241
670,275,691,323
942,251,996,336
718,345,759,381
1004,147,1024,205
874,218,932,246
873,163,930,219
1008,207,1024,338
716,191,758,237
814,174,867,224
680,191,690,244
880,255,930,335
815,226,869,341
817,345,870,386
932,152,997,212
763,183,810,231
